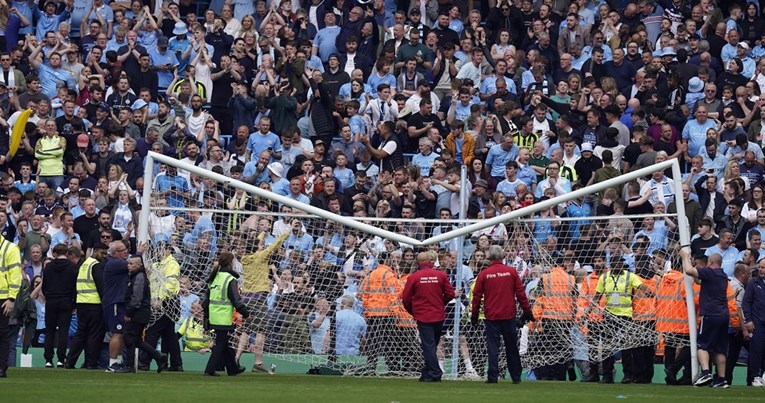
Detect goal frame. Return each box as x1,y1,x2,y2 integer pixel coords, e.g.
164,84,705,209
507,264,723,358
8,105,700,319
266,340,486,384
138,152,698,379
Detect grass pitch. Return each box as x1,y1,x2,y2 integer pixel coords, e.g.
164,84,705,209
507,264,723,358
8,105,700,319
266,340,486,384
3,369,763,402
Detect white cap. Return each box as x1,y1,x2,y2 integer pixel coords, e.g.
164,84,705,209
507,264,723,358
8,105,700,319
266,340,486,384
581,143,593,152
267,162,284,177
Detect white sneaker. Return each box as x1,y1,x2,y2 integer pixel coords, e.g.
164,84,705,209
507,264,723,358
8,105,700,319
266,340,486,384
45,362,53,368
752,377,764,387
464,368,481,380
56,362,63,368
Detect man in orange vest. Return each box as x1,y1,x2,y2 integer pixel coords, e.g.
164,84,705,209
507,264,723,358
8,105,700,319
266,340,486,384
657,261,692,385
579,253,608,382
632,254,659,383
358,252,400,374
535,264,577,381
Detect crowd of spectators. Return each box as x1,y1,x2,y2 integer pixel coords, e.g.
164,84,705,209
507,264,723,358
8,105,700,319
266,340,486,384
4,0,765,376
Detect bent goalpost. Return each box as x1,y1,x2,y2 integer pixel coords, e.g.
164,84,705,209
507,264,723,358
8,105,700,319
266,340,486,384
138,152,697,380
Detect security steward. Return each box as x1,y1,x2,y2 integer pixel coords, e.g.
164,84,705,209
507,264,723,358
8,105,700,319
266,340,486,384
358,252,399,373
140,239,182,371
0,232,22,378
204,252,249,377
65,242,108,369
657,260,695,385
579,253,608,382
631,255,659,383
743,257,765,386
536,263,577,381
470,245,533,384
402,250,456,382
586,255,653,384
178,301,212,352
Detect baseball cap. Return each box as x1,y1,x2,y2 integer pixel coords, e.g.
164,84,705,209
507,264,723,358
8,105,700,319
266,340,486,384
474,179,488,189
157,36,169,48
581,143,593,152
738,42,750,49
76,133,90,147
98,102,110,112
409,8,421,15
314,139,326,147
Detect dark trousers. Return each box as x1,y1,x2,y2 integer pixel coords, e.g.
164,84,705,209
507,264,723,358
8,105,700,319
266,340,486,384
748,323,765,384
44,298,73,363
664,334,692,383
631,320,655,382
725,331,750,385
0,299,9,372
205,326,238,375
417,321,443,381
485,319,522,382
66,304,105,368
366,316,396,372
140,315,182,369
123,321,161,367
536,319,572,380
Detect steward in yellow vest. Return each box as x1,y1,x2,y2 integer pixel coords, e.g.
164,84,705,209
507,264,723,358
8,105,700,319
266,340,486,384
65,242,108,369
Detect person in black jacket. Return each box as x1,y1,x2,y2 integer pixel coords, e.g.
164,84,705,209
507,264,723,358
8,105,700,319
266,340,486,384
115,257,167,373
41,244,78,368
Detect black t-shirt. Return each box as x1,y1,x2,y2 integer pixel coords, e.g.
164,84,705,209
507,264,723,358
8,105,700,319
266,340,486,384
690,235,719,260
406,112,445,153
697,267,730,317
622,142,642,167
73,214,99,247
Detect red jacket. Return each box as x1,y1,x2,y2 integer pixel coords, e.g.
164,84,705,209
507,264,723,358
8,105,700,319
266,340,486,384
471,261,530,321
402,264,455,323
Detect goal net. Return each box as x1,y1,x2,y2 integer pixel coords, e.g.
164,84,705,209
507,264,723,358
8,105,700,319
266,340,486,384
138,153,696,379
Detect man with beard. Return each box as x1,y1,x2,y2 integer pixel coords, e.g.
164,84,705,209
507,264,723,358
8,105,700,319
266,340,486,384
27,45,77,99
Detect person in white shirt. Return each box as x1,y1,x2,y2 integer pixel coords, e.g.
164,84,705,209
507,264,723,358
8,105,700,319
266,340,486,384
455,47,484,86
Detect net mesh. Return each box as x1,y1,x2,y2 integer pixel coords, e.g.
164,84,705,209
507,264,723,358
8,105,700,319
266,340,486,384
141,166,693,379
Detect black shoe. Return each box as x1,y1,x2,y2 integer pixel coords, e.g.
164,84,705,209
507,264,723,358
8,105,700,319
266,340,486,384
63,362,75,369
634,378,649,384
114,366,136,373
204,372,220,377
0,369,6,378
421,378,441,382
86,365,100,370
156,354,168,373
137,365,150,371
600,377,615,384
167,366,184,372
486,379,498,384
581,376,600,383
621,378,633,384
512,379,521,384
229,366,246,376
664,368,677,385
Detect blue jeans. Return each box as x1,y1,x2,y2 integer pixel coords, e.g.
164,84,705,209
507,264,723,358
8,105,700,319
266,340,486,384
40,175,64,191
485,319,522,382
417,321,443,380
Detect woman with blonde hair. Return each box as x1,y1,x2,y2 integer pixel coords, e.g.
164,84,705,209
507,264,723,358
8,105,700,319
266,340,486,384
599,77,619,98
237,14,258,39
720,160,749,192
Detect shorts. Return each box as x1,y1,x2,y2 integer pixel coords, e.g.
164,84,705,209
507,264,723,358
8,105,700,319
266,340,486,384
697,315,729,354
104,303,126,333
240,292,269,334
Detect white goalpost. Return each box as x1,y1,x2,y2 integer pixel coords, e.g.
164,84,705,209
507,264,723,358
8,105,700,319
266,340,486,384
137,152,697,380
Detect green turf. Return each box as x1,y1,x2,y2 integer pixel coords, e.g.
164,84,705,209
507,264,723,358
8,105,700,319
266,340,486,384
2,369,763,403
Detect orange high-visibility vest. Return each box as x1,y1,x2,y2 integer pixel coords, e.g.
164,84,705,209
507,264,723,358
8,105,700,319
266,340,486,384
633,275,658,322
358,264,398,317
392,274,416,328
656,270,690,334
539,267,576,321
726,283,740,329
577,271,605,323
